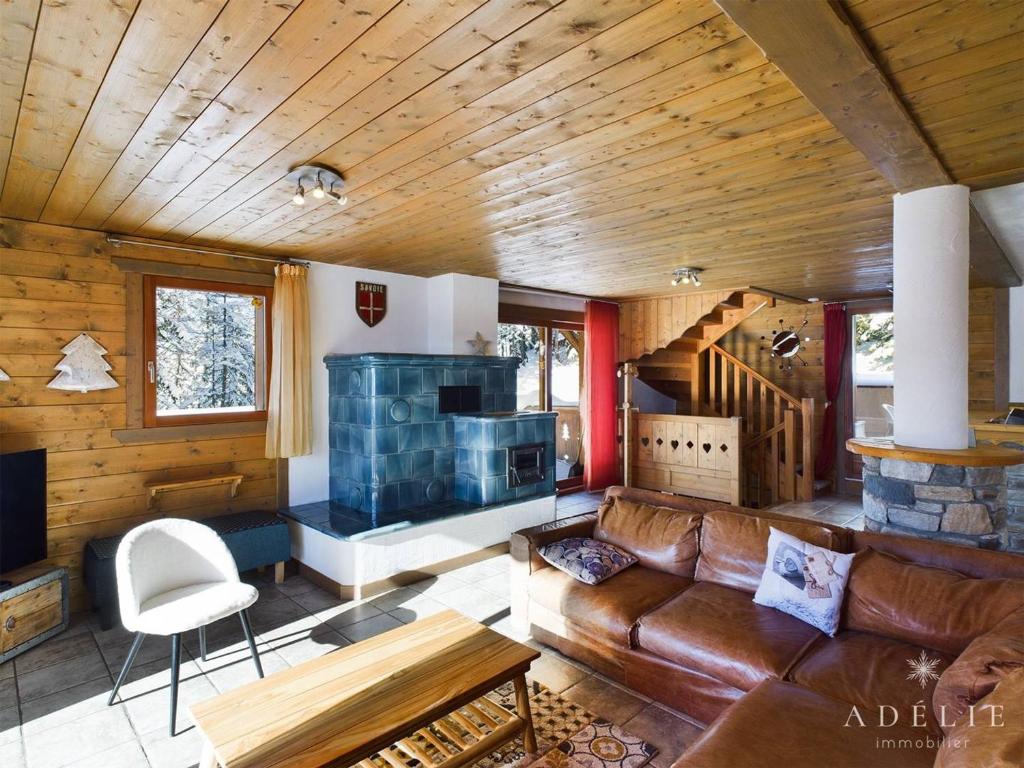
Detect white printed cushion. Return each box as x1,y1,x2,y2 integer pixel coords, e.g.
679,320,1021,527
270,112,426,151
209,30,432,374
753,527,854,636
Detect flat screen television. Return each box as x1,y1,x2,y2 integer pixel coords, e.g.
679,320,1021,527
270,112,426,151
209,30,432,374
0,448,47,575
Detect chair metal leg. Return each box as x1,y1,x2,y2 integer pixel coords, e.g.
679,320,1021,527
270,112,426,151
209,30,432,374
238,610,264,679
108,632,145,705
198,624,207,662
169,633,181,737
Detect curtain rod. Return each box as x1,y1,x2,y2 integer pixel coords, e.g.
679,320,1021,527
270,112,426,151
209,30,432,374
105,235,312,268
498,282,603,302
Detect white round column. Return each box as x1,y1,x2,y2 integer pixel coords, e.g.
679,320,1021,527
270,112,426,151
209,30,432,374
892,184,970,449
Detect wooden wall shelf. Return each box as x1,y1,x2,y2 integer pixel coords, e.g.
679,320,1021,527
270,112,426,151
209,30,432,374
146,474,244,508
846,438,1024,467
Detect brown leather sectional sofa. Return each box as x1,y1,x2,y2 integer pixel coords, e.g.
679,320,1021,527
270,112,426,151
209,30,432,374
510,486,1024,768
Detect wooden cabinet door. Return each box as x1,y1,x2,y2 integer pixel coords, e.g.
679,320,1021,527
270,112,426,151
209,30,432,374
0,580,62,654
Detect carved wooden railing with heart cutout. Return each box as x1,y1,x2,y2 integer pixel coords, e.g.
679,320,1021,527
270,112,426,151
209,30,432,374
622,412,743,505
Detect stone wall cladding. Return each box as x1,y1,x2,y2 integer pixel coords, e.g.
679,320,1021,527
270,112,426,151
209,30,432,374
982,440,1024,553
862,455,1018,552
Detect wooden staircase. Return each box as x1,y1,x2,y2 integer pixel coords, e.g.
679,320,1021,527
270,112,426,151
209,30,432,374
620,290,815,507
699,344,815,507
632,291,769,408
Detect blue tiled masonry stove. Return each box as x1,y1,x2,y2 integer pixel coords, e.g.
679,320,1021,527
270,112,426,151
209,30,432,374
321,353,556,529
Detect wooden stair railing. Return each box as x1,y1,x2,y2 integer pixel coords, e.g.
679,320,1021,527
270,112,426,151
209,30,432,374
630,290,769,407
701,344,814,507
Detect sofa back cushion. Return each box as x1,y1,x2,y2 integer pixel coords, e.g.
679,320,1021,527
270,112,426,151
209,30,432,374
934,668,1024,768
845,548,1024,656
932,607,1024,734
852,530,1024,580
695,509,839,593
594,496,701,577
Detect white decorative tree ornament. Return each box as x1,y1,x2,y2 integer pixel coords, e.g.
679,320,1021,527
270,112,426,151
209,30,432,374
48,334,119,393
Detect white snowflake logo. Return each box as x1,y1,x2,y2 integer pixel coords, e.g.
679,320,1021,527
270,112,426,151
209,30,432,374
906,650,941,688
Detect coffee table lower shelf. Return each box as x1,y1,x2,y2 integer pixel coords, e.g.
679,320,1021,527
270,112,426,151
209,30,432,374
351,690,531,768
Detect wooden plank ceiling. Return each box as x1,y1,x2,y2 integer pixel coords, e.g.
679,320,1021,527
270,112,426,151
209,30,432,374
1,0,1021,300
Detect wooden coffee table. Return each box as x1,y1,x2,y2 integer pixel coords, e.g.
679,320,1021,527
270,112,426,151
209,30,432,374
189,610,540,768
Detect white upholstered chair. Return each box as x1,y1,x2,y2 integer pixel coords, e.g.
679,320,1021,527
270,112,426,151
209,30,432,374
108,518,263,735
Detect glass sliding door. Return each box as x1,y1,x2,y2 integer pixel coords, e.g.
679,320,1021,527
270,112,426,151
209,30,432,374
852,311,894,438
498,307,587,491
843,303,894,490
497,323,544,411
551,329,584,483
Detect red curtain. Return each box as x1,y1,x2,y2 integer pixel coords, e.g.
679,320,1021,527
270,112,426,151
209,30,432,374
584,300,620,491
815,302,848,479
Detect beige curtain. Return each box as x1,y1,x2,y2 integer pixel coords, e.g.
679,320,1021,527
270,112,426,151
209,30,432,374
266,264,312,458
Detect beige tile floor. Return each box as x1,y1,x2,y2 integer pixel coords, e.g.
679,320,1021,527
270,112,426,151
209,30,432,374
0,490,863,768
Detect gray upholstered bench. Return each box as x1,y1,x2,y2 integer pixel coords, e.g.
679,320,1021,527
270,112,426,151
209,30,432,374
84,511,290,630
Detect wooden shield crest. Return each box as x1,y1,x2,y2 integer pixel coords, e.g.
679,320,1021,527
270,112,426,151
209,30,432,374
355,281,387,327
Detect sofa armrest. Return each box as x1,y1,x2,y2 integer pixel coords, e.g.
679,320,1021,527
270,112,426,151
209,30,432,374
511,512,599,573
510,512,597,633
933,606,1024,732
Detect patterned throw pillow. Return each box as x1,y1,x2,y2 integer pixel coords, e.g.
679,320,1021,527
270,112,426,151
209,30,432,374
753,527,855,636
538,537,638,585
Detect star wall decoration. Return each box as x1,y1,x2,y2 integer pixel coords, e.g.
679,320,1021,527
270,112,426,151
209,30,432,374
466,332,491,355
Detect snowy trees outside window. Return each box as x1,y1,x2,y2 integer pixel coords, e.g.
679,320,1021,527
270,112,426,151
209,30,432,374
154,285,262,416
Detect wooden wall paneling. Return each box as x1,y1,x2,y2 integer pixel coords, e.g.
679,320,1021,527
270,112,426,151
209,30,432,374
0,0,141,219
39,0,230,225
968,287,1010,412
0,219,277,611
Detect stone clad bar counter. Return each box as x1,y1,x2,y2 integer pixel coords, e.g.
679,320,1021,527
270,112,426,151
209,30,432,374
848,438,1024,553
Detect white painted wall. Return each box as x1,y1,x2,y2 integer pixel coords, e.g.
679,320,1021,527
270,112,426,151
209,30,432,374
1011,285,1024,402
426,273,498,354
289,263,430,506
289,265,499,506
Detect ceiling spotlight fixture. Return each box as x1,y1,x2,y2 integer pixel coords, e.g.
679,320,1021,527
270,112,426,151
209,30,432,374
670,267,703,288
328,182,348,207
286,163,345,208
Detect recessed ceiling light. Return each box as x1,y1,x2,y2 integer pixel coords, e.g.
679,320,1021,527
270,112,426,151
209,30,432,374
807,297,820,302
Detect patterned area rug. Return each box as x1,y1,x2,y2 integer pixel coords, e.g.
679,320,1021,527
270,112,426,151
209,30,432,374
476,679,657,768
525,720,658,768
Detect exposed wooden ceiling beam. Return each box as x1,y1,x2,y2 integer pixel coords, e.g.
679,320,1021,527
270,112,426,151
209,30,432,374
715,0,1021,288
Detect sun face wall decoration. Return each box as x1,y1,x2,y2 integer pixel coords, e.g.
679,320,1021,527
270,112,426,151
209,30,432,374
761,317,813,373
